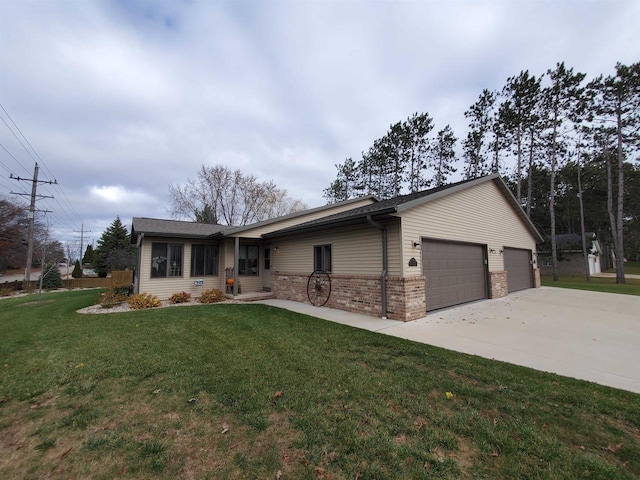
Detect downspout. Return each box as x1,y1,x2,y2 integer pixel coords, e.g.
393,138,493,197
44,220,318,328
367,215,388,319
233,237,239,296
135,233,144,294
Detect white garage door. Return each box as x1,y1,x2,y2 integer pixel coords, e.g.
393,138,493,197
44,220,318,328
422,240,488,311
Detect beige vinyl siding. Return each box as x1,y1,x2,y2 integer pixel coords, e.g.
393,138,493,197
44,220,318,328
272,219,401,276
138,237,224,299
399,181,537,275
235,198,376,238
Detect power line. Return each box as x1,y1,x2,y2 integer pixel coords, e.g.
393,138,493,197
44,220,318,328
0,141,31,175
10,163,56,281
0,116,36,174
0,103,84,224
0,108,85,240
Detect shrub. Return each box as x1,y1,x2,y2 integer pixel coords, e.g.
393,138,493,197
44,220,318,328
72,260,82,278
198,288,225,304
0,286,14,297
169,291,192,304
112,284,134,297
39,262,63,289
98,288,129,308
127,293,161,310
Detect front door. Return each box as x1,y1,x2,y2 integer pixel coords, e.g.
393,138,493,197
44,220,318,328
262,247,272,291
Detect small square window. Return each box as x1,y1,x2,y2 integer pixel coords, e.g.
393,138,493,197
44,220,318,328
314,245,331,272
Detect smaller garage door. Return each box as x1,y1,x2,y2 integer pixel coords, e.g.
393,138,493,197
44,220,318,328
504,248,533,292
422,240,488,311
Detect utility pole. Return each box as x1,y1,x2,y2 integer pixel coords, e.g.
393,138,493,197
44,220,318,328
74,224,91,277
10,162,56,281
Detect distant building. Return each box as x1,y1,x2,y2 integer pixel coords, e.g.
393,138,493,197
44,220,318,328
539,233,602,276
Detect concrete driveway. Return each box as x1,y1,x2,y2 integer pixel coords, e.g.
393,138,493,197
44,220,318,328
381,287,640,393
260,287,640,393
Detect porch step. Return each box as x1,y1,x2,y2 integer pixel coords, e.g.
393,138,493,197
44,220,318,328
225,291,275,302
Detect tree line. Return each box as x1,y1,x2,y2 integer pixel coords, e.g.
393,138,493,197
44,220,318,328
323,61,639,283
0,197,64,273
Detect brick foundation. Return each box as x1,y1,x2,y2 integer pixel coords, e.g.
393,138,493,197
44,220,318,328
489,270,508,298
272,272,426,322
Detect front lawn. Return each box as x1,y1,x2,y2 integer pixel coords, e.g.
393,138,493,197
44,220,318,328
606,261,640,275
1,290,639,479
541,275,640,295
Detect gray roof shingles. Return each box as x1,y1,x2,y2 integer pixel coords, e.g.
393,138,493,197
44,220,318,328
131,217,229,239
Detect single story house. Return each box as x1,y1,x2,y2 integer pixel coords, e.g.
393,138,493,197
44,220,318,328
539,232,602,276
131,174,542,321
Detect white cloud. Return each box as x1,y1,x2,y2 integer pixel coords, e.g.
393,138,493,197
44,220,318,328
1,0,638,243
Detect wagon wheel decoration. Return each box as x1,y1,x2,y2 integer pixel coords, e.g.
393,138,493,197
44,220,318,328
307,270,331,307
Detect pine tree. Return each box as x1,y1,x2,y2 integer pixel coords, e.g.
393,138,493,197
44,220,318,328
463,89,496,178
588,62,640,284
93,216,135,278
72,259,82,278
82,244,95,266
403,112,433,192
429,125,458,187
500,70,542,206
323,158,358,203
40,261,63,289
542,62,586,282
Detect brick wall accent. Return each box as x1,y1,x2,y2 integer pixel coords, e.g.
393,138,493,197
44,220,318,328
272,272,427,322
533,268,541,288
386,275,426,321
489,270,508,298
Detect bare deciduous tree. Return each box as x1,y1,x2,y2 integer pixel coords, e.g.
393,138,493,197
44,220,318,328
169,164,307,226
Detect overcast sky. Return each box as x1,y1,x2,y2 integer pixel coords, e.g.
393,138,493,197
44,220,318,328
0,0,638,255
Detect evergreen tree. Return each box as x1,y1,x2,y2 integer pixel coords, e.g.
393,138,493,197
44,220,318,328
403,112,433,192
323,158,358,203
82,244,95,266
541,61,586,282
39,261,63,289
429,125,458,187
463,89,496,178
500,70,543,206
587,62,640,283
94,216,135,278
72,259,82,278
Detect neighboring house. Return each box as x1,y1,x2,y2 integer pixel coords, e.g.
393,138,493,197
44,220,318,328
539,232,602,276
131,174,542,321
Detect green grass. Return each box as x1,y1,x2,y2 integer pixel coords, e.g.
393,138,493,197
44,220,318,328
606,261,640,275
1,290,639,479
542,275,640,295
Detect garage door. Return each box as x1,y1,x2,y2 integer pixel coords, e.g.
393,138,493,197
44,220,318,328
422,240,487,311
504,247,533,292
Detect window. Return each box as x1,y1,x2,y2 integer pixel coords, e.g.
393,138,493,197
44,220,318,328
191,244,219,276
239,245,259,276
264,248,271,270
151,243,183,278
314,245,331,272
